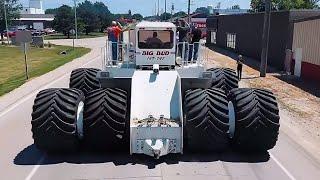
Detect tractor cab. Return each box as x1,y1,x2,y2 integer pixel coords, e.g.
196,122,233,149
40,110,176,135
105,21,203,69
135,22,176,67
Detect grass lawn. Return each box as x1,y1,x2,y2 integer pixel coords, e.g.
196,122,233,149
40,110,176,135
0,45,91,96
44,32,105,40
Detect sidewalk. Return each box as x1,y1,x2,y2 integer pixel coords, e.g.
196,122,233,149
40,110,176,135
204,46,320,155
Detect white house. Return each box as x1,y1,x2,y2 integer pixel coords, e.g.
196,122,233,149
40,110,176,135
16,0,54,30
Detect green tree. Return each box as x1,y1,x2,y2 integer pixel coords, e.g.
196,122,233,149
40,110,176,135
231,5,241,9
132,13,143,21
77,0,100,35
250,0,319,12
45,8,58,14
52,5,74,38
160,12,171,21
173,11,187,18
93,2,112,32
0,0,22,40
195,7,210,15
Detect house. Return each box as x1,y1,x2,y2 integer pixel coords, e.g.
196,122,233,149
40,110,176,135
291,15,320,81
14,0,54,30
206,10,320,81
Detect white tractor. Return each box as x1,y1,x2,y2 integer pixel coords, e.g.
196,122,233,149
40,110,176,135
31,22,280,158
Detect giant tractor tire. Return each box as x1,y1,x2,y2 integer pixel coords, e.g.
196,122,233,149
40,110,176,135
83,88,128,151
69,68,101,96
184,88,230,152
207,68,239,93
31,88,84,152
229,88,280,152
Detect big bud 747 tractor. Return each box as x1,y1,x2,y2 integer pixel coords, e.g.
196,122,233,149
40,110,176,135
31,22,280,158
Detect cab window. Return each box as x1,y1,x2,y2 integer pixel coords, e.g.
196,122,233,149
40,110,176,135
138,30,174,49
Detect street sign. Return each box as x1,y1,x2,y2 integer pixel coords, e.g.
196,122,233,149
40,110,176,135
16,31,31,80
70,29,76,35
16,31,32,43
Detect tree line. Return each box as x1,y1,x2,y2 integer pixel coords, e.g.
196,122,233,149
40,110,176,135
250,0,319,12
45,1,143,37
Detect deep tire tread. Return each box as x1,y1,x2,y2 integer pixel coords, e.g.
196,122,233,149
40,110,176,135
31,88,84,152
185,88,230,152
69,68,101,95
84,88,128,151
207,68,239,92
229,88,280,152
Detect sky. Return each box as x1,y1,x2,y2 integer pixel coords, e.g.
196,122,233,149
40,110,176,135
19,0,251,16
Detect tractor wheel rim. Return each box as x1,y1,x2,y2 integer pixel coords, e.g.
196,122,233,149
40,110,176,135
76,101,84,139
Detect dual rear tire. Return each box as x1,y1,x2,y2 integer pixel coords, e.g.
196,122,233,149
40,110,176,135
184,88,280,152
31,88,84,152
31,88,128,152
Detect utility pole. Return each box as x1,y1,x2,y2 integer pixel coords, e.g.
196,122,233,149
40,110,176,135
171,3,174,20
188,0,191,23
260,0,271,77
3,1,10,45
74,0,78,39
154,2,157,17
164,0,167,20
158,0,160,17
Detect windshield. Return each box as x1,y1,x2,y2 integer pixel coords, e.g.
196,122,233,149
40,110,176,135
138,30,174,49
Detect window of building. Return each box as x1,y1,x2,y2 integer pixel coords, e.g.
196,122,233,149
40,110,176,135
226,33,236,49
211,31,217,44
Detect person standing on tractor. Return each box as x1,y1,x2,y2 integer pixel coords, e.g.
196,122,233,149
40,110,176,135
189,26,202,61
237,55,244,80
107,21,123,62
177,20,190,61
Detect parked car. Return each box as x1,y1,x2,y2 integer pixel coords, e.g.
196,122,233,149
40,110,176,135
3,28,16,37
29,29,45,36
44,28,56,35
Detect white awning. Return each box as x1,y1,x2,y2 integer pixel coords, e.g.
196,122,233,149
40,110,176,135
19,18,54,21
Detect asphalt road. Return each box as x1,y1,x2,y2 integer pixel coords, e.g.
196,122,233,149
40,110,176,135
1,37,320,180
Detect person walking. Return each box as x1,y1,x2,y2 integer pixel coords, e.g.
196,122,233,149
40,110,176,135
237,55,244,80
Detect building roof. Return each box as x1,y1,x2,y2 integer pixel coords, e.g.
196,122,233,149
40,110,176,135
208,9,320,22
18,14,54,21
293,15,320,23
289,9,320,21
136,21,176,28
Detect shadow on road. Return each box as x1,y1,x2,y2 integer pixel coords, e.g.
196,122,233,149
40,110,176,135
14,144,270,169
207,45,278,73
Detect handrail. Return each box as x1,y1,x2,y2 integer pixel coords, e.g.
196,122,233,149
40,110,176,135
103,40,207,68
